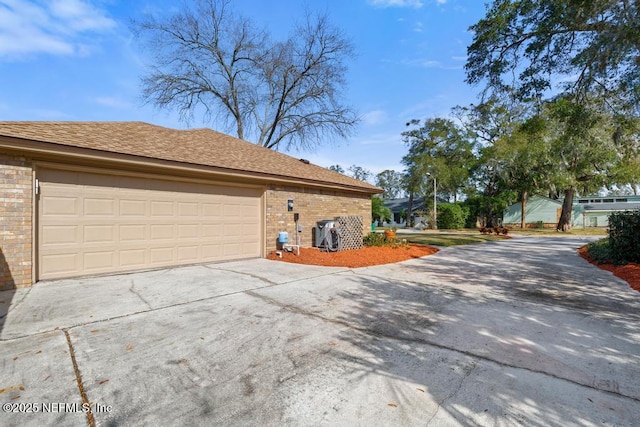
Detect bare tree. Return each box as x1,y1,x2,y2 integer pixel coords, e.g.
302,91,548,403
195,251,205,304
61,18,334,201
133,0,358,151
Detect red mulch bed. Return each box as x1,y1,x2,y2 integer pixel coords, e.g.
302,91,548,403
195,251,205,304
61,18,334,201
267,244,439,268
578,246,640,293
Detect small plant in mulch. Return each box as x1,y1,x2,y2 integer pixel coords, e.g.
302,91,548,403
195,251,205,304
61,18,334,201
584,238,613,264
363,231,386,247
579,241,640,293
363,231,408,248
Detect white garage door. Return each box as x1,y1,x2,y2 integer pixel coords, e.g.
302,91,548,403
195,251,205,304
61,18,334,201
38,168,262,280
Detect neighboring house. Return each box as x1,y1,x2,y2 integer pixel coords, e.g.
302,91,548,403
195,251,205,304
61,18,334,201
503,194,640,228
383,196,452,227
0,122,380,290
383,197,427,225
574,196,640,228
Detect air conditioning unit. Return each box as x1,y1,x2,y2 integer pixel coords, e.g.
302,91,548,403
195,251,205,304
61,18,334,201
315,220,338,248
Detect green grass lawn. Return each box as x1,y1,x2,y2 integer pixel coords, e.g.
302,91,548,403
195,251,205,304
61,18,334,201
400,232,506,247
389,226,606,247
506,227,607,236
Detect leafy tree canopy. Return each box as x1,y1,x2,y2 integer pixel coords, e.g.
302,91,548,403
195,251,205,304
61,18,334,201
375,170,404,199
466,0,640,109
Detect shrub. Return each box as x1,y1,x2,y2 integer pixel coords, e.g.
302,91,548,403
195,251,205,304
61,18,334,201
363,232,386,247
608,210,640,264
436,203,468,229
586,238,612,264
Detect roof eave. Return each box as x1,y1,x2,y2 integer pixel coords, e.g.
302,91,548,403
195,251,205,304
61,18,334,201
0,136,381,195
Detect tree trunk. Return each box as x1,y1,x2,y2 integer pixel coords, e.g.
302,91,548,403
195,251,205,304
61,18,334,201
556,188,575,232
407,191,414,227
486,204,494,227
520,190,528,229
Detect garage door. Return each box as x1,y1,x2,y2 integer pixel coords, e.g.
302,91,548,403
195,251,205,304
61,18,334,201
38,168,262,280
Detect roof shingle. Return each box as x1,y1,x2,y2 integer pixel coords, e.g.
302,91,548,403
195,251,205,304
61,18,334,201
0,121,380,192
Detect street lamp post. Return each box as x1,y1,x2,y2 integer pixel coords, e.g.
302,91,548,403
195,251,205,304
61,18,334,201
427,173,437,229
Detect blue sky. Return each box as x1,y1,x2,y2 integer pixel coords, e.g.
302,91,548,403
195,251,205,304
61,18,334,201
0,0,488,181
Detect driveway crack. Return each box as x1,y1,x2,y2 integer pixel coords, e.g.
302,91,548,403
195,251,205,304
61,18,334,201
1,287,33,320
206,266,278,286
427,362,477,426
63,329,95,427
129,280,152,310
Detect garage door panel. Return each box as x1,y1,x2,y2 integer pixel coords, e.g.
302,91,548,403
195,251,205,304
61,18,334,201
224,243,242,257
84,251,114,270
178,202,198,217
243,205,259,218
223,204,241,217
224,224,243,238
243,223,260,235
83,198,115,216
119,250,146,267
150,224,174,240
243,241,260,254
41,253,78,276
41,225,78,245
150,201,174,216
119,224,147,241
178,246,199,261
120,199,147,216
42,196,78,216
178,224,199,238
202,244,222,259
38,168,262,280
84,225,115,243
202,203,221,217
150,248,174,264
201,224,220,238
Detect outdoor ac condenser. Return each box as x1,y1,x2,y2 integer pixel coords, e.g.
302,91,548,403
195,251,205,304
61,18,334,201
315,220,338,248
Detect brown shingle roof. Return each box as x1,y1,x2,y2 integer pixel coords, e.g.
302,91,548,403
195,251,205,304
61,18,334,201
0,121,380,193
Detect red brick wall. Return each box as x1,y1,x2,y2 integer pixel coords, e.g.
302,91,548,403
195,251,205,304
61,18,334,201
265,185,371,252
1,153,33,289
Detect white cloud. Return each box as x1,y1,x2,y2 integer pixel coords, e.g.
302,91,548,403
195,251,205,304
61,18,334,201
94,96,132,110
397,57,463,70
0,0,116,59
361,109,388,126
350,132,403,147
367,0,424,8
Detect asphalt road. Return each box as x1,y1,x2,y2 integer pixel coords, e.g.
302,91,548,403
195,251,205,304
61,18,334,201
1,235,640,426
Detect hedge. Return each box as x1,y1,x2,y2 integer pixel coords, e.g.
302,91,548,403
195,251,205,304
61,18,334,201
608,210,640,265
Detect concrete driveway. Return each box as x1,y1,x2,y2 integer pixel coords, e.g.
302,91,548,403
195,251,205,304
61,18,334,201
2,235,640,426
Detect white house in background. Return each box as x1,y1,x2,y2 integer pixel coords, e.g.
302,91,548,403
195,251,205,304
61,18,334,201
503,195,640,228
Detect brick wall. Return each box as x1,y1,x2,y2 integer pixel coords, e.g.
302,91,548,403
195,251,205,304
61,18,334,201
265,185,371,252
0,153,33,289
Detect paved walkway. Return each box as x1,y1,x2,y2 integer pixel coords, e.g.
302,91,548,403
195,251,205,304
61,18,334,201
1,235,639,426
